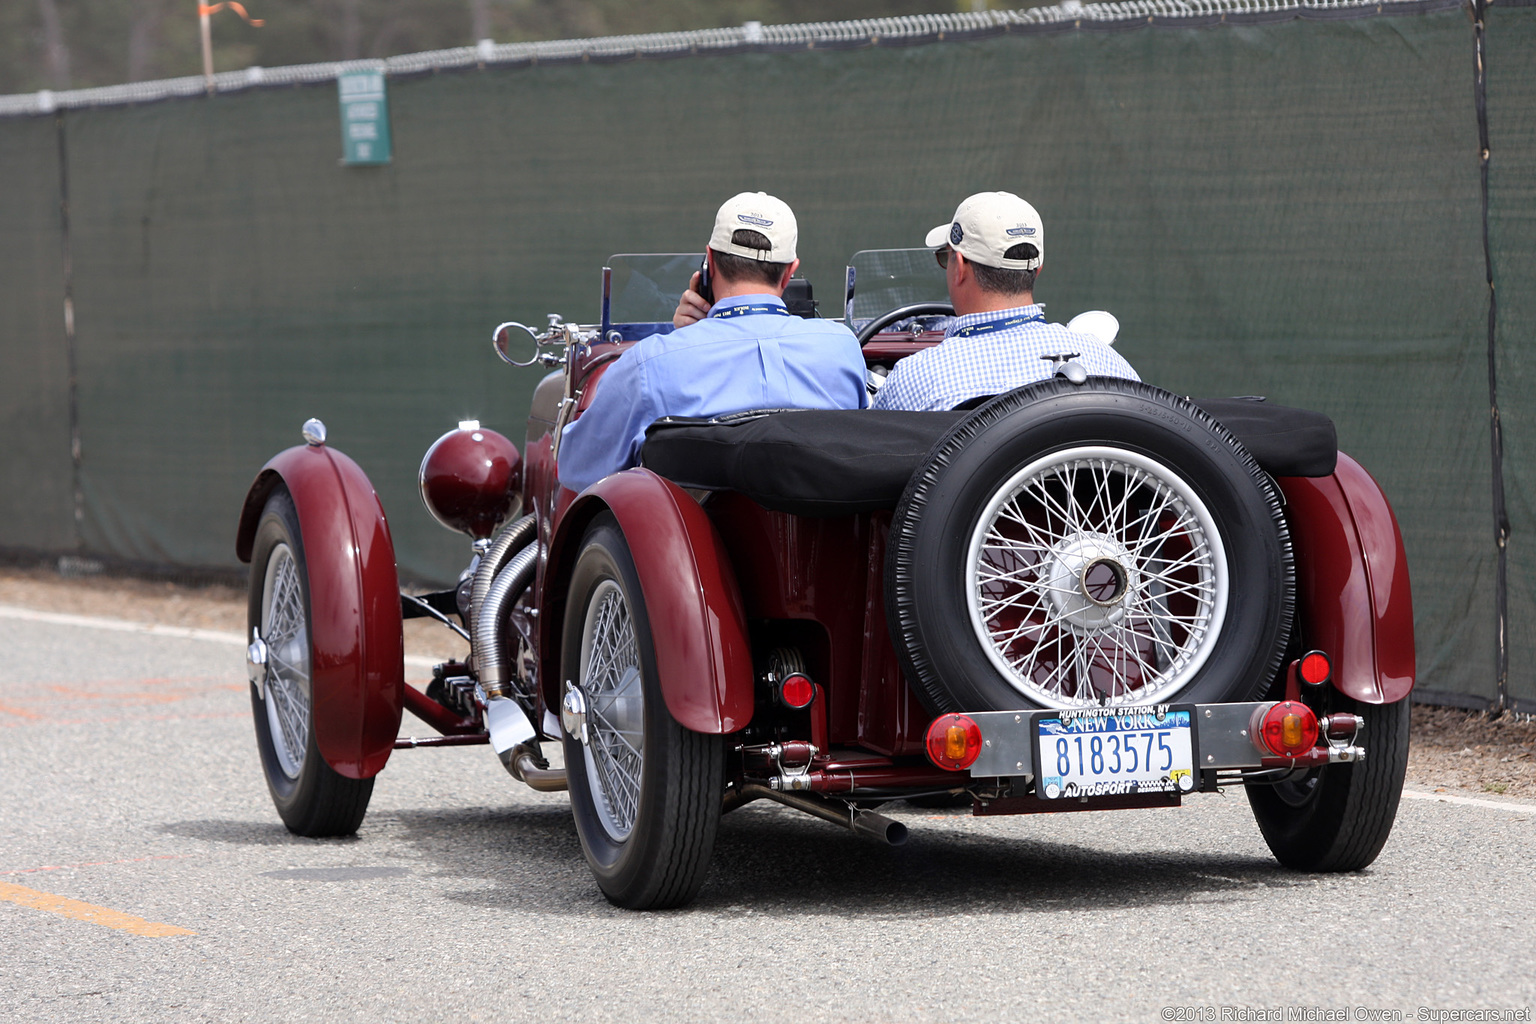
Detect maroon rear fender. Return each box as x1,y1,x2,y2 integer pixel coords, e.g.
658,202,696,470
1278,452,1414,704
543,469,753,734
236,443,405,778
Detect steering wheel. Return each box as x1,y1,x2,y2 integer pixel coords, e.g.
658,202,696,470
854,302,955,347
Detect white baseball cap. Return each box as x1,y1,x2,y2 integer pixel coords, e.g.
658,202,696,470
709,191,797,263
924,191,1043,271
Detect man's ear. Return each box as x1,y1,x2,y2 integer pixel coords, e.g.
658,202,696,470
952,251,970,286
778,258,801,292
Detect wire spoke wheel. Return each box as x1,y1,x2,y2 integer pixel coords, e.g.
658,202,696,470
561,514,723,909
246,486,373,837
579,579,645,842
261,542,312,779
888,379,1292,716
966,446,1227,708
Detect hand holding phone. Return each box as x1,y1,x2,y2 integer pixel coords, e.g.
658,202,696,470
674,265,712,329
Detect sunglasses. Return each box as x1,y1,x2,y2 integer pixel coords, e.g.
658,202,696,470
935,246,955,270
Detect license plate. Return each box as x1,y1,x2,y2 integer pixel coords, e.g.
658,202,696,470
1034,707,1196,800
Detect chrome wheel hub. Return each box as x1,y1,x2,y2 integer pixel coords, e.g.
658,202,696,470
246,631,269,696
561,681,589,745
1041,532,1140,632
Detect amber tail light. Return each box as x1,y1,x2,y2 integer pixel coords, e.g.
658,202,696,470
1252,701,1320,757
924,714,983,771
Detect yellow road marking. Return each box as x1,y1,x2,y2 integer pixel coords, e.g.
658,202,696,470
0,882,196,937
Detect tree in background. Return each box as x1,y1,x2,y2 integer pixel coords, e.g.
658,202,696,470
1,0,1026,94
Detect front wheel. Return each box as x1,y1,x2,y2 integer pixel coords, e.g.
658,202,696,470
1245,695,1410,871
247,487,373,836
560,514,723,909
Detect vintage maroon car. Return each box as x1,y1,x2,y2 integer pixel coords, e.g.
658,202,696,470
235,251,1413,909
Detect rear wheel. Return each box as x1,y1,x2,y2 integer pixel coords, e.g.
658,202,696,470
1246,694,1410,871
247,488,373,836
560,514,723,909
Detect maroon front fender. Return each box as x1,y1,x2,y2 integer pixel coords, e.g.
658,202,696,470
1278,452,1415,704
543,469,753,734
236,444,404,778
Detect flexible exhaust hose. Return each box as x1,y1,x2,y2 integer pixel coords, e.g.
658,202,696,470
476,541,539,697
469,514,535,626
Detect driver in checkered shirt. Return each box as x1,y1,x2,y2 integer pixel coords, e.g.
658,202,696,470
871,192,1139,411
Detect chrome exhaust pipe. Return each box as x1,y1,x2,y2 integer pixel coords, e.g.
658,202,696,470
850,809,908,846
503,741,567,792
475,542,538,698
733,783,908,846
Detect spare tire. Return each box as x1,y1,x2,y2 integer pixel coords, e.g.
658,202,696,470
886,378,1293,713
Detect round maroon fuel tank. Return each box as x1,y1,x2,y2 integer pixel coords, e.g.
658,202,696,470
418,420,521,539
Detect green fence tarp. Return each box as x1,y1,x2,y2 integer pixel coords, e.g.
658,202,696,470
0,6,1523,705
1490,5,1536,709
62,92,514,577
0,116,73,553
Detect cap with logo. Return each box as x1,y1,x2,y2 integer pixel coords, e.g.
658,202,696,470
709,191,798,263
924,191,1043,271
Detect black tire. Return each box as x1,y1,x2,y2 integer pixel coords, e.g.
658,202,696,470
247,487,373,836
887,378,1293,713
560,514,723,909
1246,694,1410,871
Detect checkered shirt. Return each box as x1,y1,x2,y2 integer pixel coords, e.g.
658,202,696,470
870,303,1140,412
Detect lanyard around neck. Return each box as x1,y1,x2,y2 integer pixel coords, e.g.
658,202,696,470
951,311,1046,338
711,303,791,319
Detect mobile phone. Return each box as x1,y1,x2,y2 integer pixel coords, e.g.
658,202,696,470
696,256,714,305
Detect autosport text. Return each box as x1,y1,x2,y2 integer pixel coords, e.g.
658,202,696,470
1060,778,1176,797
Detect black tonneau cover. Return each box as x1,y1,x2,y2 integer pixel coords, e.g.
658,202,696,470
641,397,1336,517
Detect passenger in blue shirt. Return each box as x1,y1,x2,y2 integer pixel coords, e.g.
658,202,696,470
558,192,868,493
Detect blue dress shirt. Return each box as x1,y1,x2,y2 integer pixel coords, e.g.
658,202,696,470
558,294,868,492
871,303,1139,412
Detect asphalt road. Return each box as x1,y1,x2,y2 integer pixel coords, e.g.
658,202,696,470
1,608,1533,1024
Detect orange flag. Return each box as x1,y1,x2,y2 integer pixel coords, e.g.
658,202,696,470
199,2,264,26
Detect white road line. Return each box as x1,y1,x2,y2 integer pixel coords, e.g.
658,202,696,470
1400,788,1536,813
0,604,437,669
0,604,248,645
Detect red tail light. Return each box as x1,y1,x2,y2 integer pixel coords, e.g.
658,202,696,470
925,714,983,771
779,673,815,709
1254,701,1320,757
1299,650,1332,686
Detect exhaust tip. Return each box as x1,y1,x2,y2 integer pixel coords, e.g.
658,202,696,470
500,742,569,792
852,812,908,847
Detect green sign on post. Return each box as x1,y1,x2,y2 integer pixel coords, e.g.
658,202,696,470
337,69,391,165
